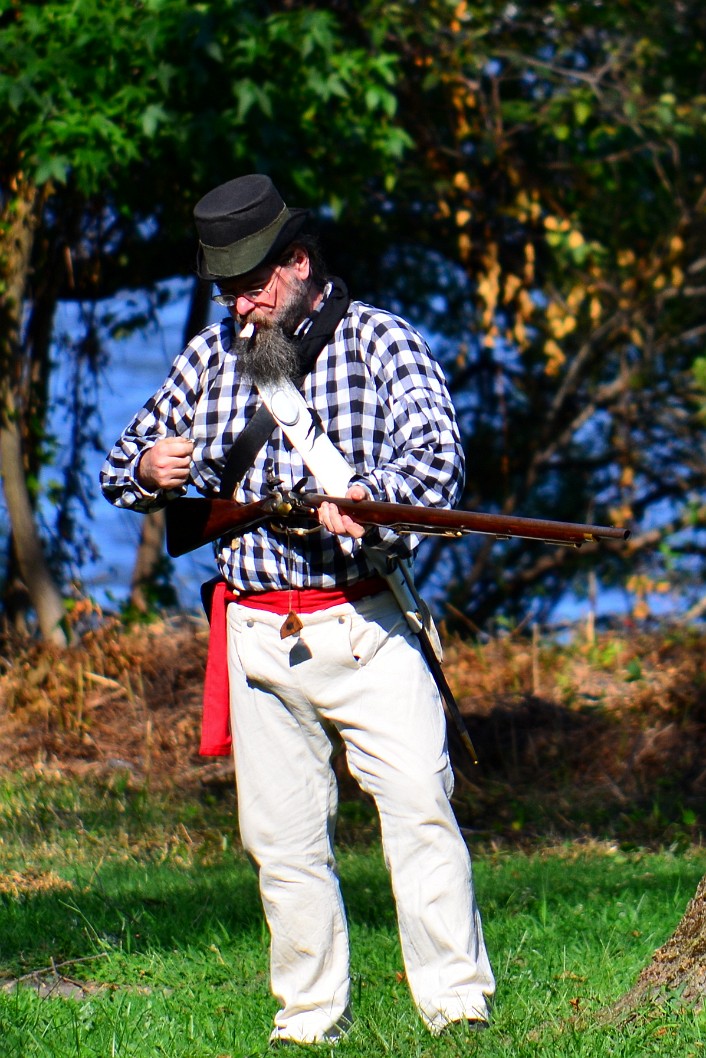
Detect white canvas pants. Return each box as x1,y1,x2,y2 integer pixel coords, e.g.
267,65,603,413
226,590,495,1043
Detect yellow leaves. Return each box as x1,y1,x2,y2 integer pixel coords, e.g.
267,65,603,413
626,575,673,600
610,504,633,525
524,242,535,284
513,317,528,348
517,289,534,319
454,115,473,138
450,85,473,136
549,316,576,339
590,296,602,322
450,0,468,31
566,285,586,312
451,173,473,255
544,216,589,262
620,465,635,489
455,341,469,369
626,573,671,621
498,273,534,350
477,269,500,328
476,274,495,304
544,215,570,233
616,234,685,299
482,324,499,349
547,299,577,339
477,243,500,328
543,340,566,376
503,273,522,303
513,189,541,223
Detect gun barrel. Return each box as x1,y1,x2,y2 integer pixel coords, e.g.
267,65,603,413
299,493,630,547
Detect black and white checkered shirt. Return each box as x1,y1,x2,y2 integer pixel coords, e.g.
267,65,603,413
100,289,465,592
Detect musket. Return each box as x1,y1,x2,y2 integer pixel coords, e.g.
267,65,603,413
164,486,630,558
164,487,629,767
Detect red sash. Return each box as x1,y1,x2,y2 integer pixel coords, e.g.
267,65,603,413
199,578,386,756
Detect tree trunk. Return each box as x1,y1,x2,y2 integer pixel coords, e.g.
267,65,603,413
3,235,66,632
614,873,706,1012
0,178,68,646
647,872,706,1001
128,277,211,613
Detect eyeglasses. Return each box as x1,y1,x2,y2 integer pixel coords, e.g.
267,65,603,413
212,267,281,308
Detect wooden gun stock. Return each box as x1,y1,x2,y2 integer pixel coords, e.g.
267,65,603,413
165,496,272,558
164,491,630,558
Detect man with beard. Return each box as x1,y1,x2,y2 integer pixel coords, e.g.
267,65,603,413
100,174,494,1047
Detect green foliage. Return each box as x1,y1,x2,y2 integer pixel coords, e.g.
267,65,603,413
346,0,706,623
0,0,410,202
2,0,174,192
0,0,414,626
2,0,706,626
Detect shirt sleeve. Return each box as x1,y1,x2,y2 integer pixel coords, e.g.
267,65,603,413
345,306,465,556
354,307,465,508
99,331,216,511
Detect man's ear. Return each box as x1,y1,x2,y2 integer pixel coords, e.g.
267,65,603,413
289,246,311,281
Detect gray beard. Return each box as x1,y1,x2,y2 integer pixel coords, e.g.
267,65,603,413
236,279,313,387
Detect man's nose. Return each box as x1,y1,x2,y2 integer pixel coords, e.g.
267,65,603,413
235,294,255,315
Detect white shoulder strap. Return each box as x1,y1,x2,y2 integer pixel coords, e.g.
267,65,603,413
256,378,442,659
257,380,352,494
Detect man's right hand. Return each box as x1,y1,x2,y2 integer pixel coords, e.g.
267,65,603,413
137,437,194,492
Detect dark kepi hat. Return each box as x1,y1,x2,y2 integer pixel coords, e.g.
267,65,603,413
193,174,309,281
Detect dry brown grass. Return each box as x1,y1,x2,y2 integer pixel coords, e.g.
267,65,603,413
0,614,208,788
442,626,706,838
1,617,705,842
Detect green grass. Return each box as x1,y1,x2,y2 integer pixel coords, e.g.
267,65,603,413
1,773,705,1056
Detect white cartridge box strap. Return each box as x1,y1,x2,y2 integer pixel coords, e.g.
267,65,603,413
256,377,443,663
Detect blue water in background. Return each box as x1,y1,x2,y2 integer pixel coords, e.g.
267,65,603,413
25,280,672,626
44,280,216,613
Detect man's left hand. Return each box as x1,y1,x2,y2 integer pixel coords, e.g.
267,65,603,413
317,484,369,539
